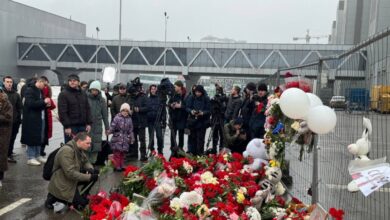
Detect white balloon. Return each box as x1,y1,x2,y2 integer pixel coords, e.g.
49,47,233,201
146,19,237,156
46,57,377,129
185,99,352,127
279,88,310,119
307,93,323,108
307,106,337,134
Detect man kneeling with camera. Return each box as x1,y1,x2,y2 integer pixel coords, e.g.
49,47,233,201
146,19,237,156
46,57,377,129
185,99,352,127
45,132,99,211
223,118,247,154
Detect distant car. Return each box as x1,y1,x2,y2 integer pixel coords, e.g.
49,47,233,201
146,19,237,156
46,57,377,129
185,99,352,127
330,96,346,110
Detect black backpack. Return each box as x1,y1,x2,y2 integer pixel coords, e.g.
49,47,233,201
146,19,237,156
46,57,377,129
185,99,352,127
42,143,66,181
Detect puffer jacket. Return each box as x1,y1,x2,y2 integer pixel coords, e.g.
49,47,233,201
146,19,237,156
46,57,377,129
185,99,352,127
109,113,134,152
58,86,92,129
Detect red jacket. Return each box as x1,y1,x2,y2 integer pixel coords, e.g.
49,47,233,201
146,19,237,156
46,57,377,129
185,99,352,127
42,86,56,139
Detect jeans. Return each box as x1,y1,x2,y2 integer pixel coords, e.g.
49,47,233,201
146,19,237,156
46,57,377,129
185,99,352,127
27,146,41,160
8,122,20,157
148,125,164,154
64,126,86,143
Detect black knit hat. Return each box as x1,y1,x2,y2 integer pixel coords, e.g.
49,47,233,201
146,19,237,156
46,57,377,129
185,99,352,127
194,85,205,94
246,82,257,92
257,83,268,92
68,74,80,82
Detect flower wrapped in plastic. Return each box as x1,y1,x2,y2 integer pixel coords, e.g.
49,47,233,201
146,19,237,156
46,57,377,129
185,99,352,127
142,175,176,210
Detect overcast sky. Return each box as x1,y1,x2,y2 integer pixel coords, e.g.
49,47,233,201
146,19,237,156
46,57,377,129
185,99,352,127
15,0,339,44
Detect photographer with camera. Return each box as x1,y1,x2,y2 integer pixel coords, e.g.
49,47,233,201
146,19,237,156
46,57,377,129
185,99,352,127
147,84,166,155
208,84,227,153
127,78,148,161
185,85,210,156
223,118,247,153
168,81,187,152
224,85,242,123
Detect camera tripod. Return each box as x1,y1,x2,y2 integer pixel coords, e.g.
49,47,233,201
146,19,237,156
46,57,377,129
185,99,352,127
205,115,225,154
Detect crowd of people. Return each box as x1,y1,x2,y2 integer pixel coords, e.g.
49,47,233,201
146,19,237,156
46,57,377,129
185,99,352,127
0,74,269,211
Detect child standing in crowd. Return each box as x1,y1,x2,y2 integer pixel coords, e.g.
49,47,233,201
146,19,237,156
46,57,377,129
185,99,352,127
109,103,134,171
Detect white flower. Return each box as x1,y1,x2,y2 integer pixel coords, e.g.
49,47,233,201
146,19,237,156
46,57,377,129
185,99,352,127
157,183,176,198
179,191,203,208
238,187,247,195
269,143,277,160
246,207,262,220
169,197,182,211
124,202,141,214
201,171,219,184
182,161,193,173
270,98,280,105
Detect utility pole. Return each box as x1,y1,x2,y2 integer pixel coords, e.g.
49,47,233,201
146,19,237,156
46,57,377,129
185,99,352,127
163,12,169,77
117,0,122,83
95,27,100,80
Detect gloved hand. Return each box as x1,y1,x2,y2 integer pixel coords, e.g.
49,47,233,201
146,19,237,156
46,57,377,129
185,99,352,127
87,168,100,175
90,174,99,182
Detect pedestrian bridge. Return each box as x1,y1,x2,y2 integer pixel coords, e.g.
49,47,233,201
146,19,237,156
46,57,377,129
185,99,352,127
17,36,356,79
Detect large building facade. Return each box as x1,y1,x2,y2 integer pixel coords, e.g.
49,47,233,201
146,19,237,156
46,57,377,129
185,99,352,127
0,0,86,81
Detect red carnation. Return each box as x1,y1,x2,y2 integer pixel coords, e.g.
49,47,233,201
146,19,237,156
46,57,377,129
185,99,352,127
123,165,139,176
329,208,344,220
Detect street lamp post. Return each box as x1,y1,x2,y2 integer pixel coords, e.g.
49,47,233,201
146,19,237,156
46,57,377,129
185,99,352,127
163,12,169,77
117,0,122,83
95,27,100,80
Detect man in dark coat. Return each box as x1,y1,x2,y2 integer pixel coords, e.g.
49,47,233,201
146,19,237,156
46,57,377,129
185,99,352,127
110,83,130,120
249,83,268,139
0,87,13,187
21,78,51,166
58,74,92,143
225,85,242,123
240,82,257,140
2,76,22,163
210,84,227,153
147,85,166,155
128,85,148,161
168,81,187,152
186,85,211,156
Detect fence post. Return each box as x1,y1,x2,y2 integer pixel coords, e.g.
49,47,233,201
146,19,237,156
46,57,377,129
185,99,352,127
311,60,322,205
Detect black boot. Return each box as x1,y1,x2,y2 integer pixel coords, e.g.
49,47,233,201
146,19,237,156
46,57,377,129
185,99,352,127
45,193,57,209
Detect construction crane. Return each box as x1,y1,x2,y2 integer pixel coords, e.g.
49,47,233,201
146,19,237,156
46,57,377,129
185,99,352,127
293,29,330,44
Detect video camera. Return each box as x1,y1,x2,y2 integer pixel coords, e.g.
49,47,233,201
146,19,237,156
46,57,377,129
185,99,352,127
157,78,175,99
127,77,143,95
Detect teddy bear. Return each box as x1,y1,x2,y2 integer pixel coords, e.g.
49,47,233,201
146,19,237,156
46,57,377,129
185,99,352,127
347,117,372,192
259,166,286,198
250,186,271,211
243,139,269,171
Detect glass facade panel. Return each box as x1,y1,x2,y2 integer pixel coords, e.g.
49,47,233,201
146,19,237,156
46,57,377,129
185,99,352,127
208,49,235,67
95,48,115,64
191,50,216,67
172,48,187,65
225,51,252,68
41,44,66,60
139,47,164,65
18,43,32,58
243,49,273,67
156,50,181,66
262,51,289,69
58,46,81,62
74,45,96,62
23,45,49,61
107,46,119,61
123,49,147,65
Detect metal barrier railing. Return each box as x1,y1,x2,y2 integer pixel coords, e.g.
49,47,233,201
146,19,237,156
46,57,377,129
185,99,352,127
261,27,390,220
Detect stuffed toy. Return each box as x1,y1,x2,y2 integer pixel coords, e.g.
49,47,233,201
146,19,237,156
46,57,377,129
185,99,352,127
243,139,269,170
259,166,286,198
250,187,271,211
347,117,372,192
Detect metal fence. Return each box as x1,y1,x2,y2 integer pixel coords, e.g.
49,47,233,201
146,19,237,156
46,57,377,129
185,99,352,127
261,28,390,220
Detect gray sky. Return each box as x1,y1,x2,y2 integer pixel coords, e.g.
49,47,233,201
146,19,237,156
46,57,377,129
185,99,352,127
15,0,338,43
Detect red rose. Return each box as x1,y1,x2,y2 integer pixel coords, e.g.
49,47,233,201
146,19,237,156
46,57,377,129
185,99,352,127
329,208,344,220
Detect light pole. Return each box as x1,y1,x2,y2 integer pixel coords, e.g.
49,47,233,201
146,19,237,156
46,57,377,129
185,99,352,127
95,27,100,80
187,36,191,42
163,12,169,77
117,0,122,83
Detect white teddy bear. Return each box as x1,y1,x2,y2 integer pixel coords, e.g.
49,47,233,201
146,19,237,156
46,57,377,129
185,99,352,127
259,166,286,198
347,117,372,192
243,139,269,171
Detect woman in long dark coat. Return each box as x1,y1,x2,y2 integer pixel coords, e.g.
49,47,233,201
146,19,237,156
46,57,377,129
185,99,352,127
0,88,13,187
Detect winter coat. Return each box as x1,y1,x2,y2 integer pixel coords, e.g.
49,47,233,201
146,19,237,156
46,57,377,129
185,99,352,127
58,86,92,129
4,88,22,125
223,121,246,153
249,95,268,138
21,82,48,146
168,92,188,130
147,94,166,127
128,93,148,128
0,95,13,172
87,92,109,152
186,93,211,129
109,113,134,152
224,95,242,122
110,94,131,119
42,86,56,139
48,140,93,202
241,96,254,128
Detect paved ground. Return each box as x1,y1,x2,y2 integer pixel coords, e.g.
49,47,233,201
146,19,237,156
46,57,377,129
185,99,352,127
1,110,389,219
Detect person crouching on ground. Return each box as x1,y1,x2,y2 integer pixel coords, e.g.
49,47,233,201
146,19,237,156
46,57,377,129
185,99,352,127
109,103,134,171
45,132,99,210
